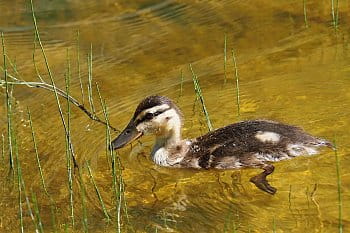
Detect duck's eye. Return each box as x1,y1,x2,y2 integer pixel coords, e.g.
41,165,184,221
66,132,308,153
145,112,154,120
124,129,131,134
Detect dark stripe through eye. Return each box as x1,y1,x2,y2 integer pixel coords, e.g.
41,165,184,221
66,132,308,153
136,107,171,124
145,113,153,120
153,111,162,116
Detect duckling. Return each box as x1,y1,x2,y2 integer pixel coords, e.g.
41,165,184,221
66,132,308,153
110,95,333,194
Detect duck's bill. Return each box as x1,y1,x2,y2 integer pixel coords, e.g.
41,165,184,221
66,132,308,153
110,122,143,150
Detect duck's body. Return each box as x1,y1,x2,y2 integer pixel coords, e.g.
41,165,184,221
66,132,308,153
153,120,330,169
111,95,332,194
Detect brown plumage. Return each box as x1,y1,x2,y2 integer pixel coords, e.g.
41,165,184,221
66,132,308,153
111,96,333,194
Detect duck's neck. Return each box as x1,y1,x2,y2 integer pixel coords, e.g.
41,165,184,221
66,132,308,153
155,129,181,148
151,127,182,166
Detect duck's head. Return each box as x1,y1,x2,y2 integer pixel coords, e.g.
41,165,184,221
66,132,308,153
110,95,182,150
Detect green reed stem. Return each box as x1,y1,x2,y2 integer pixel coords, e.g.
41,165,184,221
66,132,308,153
224,33,227,84
30,0,53,85
64,223,69,233
50,206,57,233
96,84,111,166
66,49,71,141
87,45,96,116
231,49,240,118
121,171,129,225
1,32,15,175
86,162,111,221
2,35,26,231
27,108,50,195
13,126,24,233
189,64,213,131
331,0,339,29
28,108,57,231
3,54,22,84
76,30,85,106
1,134,4,162
17,170,24,233
96,84,130,226
22,184,40,233
65,48,75,228
98,90,126,231
77,168,89,232
97,84,121,227
30,0,78,168
333,141,343,233
104,103,121,232
118,161,126,226
31,192,44,233
272,217,276,233
303,0,308,28
64,113,75,228
223,208,237,233
32,32,45,83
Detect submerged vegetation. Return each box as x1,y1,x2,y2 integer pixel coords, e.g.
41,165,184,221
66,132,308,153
0,1,127,232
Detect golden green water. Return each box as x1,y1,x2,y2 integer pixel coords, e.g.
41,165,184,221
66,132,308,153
1,0,350,232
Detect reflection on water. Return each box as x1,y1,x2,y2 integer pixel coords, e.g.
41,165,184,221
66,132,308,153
0,0,349,232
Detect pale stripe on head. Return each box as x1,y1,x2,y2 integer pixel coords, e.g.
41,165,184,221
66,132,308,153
135,104,171,122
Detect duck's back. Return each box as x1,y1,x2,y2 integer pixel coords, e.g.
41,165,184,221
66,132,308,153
182,120,332,169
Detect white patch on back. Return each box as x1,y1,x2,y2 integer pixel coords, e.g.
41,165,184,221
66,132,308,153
255,131,281,143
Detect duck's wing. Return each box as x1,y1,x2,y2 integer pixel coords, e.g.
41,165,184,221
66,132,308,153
187,120,332,168
194,120,331,148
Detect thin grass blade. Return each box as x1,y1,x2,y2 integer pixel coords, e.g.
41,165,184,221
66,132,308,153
189,64,213,131
231,49,240,118
333,141,343,233
86,162,111,222
1,32,15,175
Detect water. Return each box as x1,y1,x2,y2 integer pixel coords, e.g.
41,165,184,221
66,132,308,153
0,0,349,232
